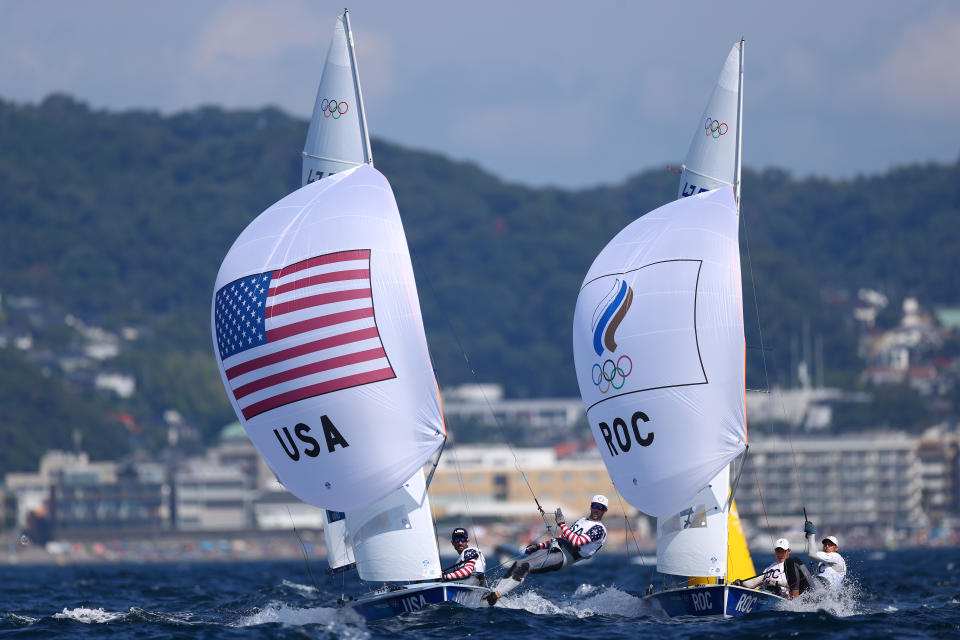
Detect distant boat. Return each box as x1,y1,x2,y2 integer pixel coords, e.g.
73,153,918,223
212,9,490,622
573,39,784,618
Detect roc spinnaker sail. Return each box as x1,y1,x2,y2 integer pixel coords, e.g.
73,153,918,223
572,186,746,517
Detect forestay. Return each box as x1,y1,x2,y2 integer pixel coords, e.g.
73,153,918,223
302,11,372,186
677,41,741,199
572,187,746,517
212,165,445,512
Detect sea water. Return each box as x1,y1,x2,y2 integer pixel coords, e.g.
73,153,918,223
2,549,958,638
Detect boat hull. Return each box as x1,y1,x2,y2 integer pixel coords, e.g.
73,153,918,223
644,584,783,618
344,582,492,621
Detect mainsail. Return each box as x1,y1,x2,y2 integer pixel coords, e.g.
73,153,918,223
211,166,446,513
302,9,372,186
572,186,747,518
677,40,743,201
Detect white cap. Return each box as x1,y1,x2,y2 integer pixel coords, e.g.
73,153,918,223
822,535,839,547
774,538,790,550
591,494,609,508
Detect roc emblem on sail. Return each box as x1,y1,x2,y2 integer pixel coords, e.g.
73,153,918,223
214,249,395,419
578,260,708,409
590,279,634,394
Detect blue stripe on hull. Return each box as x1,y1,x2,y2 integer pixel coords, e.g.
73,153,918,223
344,582,492,622
644,584,783,619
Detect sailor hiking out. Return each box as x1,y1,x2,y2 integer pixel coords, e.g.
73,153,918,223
484,495,609,606
441,527,487,586
805,520,846,589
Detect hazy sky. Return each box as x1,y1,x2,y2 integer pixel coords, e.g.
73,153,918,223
2,0,958,187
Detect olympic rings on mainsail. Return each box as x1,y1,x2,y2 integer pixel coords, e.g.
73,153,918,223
591,354,633,394
704,117,728,139
319,98,350,119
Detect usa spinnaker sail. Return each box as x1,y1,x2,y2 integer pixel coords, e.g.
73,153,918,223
212,165,445,512
572,186,746,517
677,41,742,200
302,9,372,186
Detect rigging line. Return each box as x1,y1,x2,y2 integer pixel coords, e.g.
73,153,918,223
408,246,553,533
753,469,776,548
777,386,808,509
741,207,807,513
286,506,320,593
724,445,749,513
613,490,653,588
739,206,771,393
448,441,483,552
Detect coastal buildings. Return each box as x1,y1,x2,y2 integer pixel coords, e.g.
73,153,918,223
735,434,927,532
2,428,956,553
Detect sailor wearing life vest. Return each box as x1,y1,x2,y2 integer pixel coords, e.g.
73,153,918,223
804,520,847,589
484,495,609,606
734,538,809,598
441,527,487,586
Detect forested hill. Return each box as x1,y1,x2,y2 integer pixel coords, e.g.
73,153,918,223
0,94,958,470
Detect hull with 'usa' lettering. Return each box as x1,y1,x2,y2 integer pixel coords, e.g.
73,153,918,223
343,582,493,622
644,584,783,619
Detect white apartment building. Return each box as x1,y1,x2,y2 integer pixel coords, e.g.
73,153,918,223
735,433,925,530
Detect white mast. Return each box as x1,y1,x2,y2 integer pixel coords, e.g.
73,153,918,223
343,8,373,166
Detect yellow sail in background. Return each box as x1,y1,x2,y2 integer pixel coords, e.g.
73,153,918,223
726,498,756,580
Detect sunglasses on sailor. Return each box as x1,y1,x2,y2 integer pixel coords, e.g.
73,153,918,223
590,503,607,512
452,537,468,543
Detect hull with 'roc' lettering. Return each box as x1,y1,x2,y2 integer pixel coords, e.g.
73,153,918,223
645,584,783,619
211,165,445,513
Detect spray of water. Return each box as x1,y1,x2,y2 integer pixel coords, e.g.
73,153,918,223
494,583,656,618
774,579,865,617
235,600,368,637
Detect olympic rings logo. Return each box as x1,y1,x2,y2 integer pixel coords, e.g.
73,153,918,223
591,355,633,394
320,98,349,119
704,117,728,138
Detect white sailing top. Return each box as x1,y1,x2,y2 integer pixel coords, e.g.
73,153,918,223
744,560,788,591
806,533,847,588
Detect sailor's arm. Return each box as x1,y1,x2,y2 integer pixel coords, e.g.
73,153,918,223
443,549,478,580
805,533,840,565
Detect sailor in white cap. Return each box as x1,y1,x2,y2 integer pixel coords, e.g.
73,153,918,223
804,520,847,589
733,537,808,598
484,494,609,606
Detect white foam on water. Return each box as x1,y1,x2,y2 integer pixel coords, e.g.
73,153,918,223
7,613,39,624
281,578,319,597
54,607,126,624
496,584,653,618
236,601,368,638
774,581,865,617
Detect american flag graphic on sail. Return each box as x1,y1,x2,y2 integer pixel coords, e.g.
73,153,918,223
214,249,395,419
